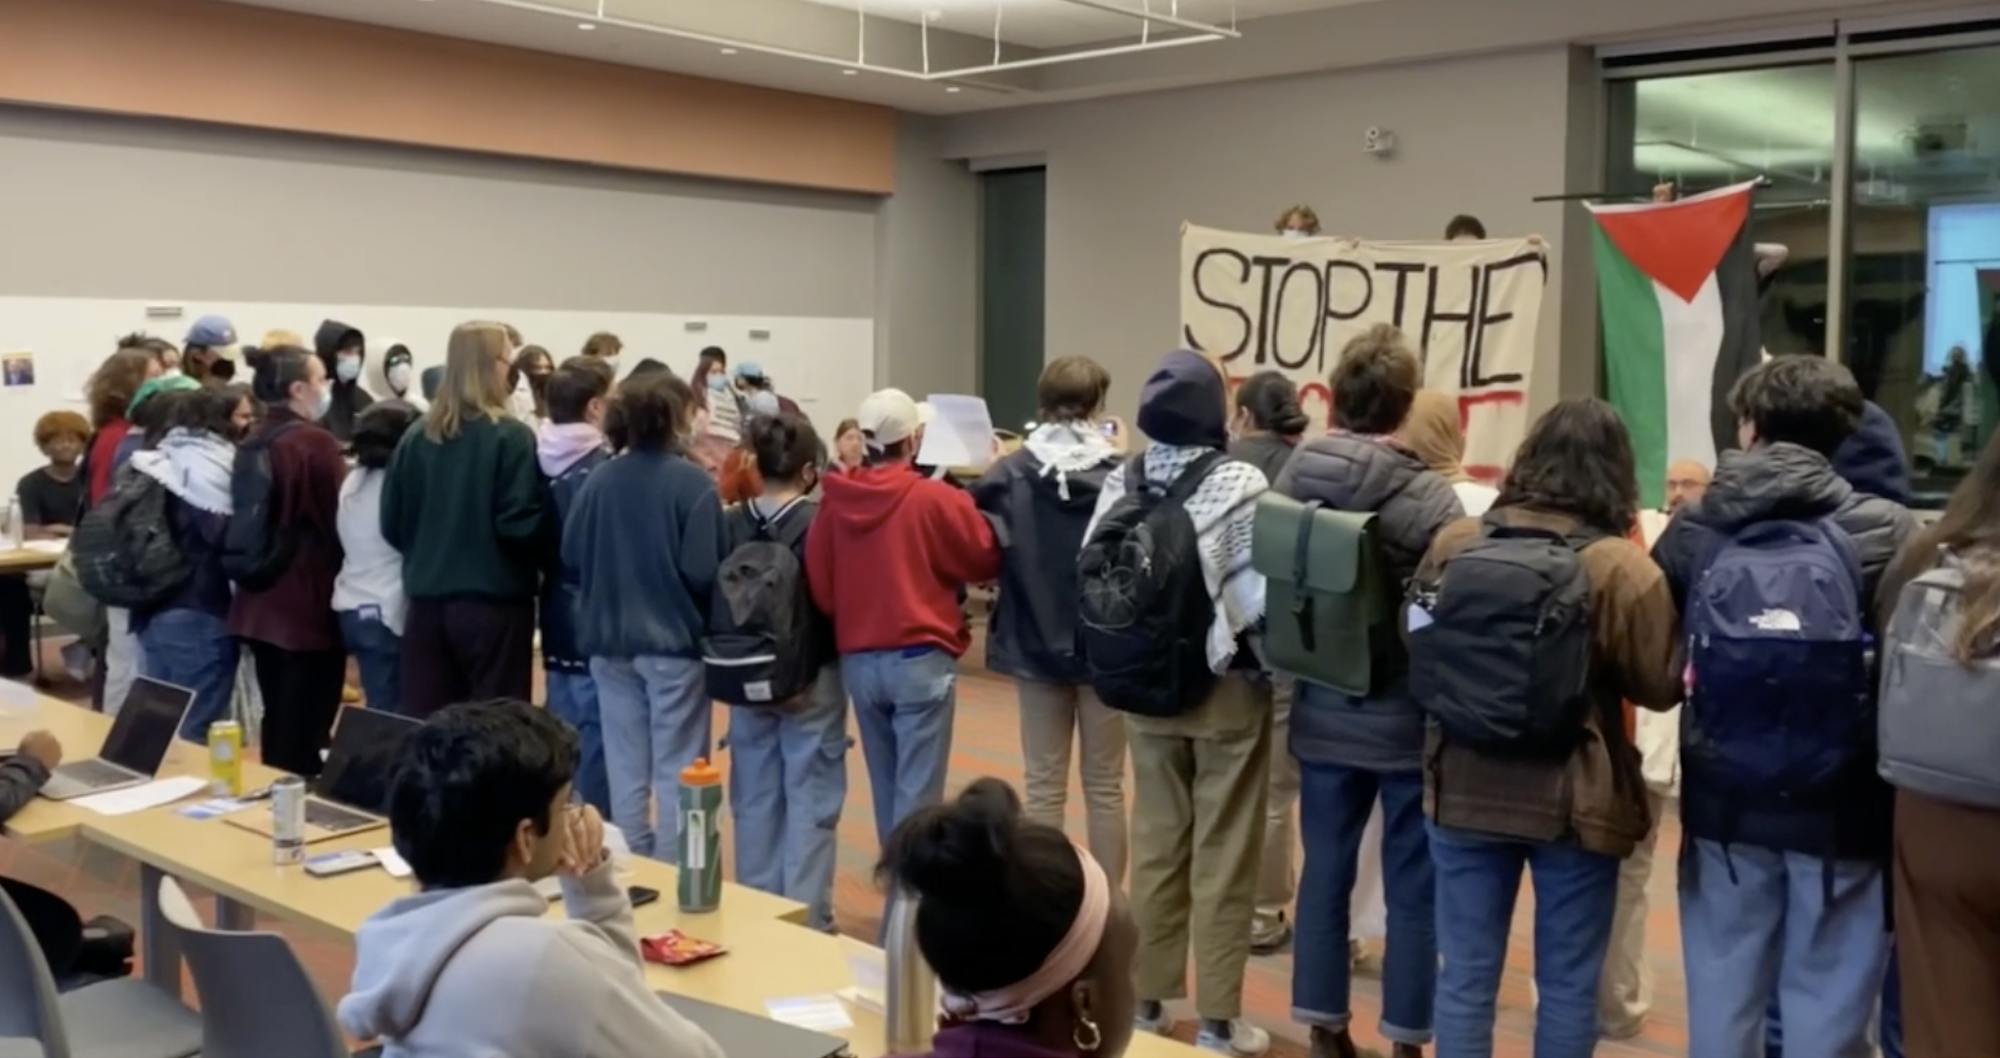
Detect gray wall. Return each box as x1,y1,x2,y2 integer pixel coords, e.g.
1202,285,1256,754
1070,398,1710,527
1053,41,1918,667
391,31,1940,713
873,115,980,398
937,47,1592,424
0,105,879,319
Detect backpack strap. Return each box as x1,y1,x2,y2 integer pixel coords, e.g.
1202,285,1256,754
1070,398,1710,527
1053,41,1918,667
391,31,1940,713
1291,499,1326,652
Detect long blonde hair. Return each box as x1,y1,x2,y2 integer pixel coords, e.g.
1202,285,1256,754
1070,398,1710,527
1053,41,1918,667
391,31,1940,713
424,321,514,442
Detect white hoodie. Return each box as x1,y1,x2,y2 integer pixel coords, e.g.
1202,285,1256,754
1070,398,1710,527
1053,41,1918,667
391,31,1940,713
338,859,723,1058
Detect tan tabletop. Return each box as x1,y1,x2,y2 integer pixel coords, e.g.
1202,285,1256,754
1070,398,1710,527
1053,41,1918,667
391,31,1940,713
0,545,63,575
0,691,211,843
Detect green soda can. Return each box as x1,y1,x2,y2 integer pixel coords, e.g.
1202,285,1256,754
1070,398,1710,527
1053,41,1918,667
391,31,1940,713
677,757,724,912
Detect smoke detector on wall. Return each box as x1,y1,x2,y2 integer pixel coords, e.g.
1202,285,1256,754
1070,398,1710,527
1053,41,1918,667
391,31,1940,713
1363,126,1396,157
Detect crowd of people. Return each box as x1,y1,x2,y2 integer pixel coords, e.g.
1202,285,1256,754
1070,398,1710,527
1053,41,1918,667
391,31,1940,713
0,302,1995,1058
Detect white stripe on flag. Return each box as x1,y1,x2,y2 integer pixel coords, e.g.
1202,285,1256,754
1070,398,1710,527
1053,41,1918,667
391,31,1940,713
1657,273,1724,471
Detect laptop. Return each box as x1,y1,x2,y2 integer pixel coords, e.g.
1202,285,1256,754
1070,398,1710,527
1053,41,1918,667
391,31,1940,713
230,706,419,843
37,676,195,801
654,992,849,1058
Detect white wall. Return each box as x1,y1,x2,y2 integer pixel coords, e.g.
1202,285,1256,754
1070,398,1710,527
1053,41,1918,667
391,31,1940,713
938,48,1584,425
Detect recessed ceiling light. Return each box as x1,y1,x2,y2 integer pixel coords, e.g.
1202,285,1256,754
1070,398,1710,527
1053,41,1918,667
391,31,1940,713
719,47,738,55
577,21,596,30
945,86,961,93
841,68,859,76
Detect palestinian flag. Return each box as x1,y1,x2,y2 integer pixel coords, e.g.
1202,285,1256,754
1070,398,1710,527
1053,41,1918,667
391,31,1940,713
1588,180,1763,509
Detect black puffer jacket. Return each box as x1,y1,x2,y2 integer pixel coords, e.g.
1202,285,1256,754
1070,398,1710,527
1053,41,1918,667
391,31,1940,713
1272,432,1463,770
1652,441,1918,860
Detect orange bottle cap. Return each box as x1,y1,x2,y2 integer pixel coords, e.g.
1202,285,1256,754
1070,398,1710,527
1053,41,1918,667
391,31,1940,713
681,757,722,785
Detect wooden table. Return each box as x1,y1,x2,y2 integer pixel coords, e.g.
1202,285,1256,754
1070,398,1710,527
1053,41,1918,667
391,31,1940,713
0,545,63,576
6,692,1200,1058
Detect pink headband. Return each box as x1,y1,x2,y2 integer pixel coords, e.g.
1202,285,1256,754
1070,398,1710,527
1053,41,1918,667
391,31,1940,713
939,842,1111,1025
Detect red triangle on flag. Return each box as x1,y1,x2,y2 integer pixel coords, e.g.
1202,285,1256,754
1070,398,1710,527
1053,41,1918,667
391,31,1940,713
1590,185,1751,303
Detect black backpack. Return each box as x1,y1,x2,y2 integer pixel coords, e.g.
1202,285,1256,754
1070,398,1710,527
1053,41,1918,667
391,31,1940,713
1408,517,1599,754
1077,451,1229,718
220,421,302,591
702,498,822,707
72,465,191,609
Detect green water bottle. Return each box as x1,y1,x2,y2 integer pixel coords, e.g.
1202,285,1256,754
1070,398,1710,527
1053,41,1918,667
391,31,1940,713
677,757,724,912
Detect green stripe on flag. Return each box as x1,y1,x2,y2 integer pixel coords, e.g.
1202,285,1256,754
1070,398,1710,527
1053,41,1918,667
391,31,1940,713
1594,224,1669,510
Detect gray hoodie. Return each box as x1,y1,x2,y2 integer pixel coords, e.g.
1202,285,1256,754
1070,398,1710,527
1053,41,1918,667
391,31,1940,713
337,860,723,1058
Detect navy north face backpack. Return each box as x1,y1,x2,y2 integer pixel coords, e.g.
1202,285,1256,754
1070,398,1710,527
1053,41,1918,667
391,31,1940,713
1683,517,1874,801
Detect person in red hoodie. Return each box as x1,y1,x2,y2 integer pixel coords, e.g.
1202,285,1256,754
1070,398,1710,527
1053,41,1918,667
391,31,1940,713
229,346,349,777
807,387,1000,847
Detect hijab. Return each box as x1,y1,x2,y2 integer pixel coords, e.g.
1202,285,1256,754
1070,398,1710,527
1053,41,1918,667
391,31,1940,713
1397,389,1472,484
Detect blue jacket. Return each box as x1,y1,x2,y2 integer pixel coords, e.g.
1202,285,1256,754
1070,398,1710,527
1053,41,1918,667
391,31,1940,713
539,447,609,671
561,450,725,661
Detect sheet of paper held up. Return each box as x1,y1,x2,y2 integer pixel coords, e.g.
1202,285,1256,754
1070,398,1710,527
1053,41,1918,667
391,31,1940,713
915,394,995,472
74,775,207,816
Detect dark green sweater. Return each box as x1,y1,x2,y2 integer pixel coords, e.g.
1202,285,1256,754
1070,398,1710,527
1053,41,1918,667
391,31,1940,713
381,415,550,601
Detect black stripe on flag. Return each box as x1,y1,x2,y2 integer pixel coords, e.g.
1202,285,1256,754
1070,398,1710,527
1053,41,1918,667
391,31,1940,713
1709,219,1765,457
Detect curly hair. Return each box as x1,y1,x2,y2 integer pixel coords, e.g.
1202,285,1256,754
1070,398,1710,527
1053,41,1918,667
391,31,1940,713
33,410,91,448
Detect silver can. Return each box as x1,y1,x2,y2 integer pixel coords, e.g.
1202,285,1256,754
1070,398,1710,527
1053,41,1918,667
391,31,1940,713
272,775,307,865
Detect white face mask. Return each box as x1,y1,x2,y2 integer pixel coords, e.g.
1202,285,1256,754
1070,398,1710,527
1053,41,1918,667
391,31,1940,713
336,356,362,383
314,383,333,419
386,362,412,393
601,356,620,377
1281,228,1313,241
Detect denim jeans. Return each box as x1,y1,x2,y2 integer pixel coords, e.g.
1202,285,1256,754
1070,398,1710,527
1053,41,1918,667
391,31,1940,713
546,668,610,817
590,655,712,861
726,665,849,930
1430,823,1619,1058
842,647,956,847
1680,837,1888,1058
136,607,238,742
337,610,404,717
1294,761,1434,1045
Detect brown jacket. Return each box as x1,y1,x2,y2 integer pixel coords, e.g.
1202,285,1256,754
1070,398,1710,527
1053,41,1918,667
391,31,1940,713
1415,506,1680,858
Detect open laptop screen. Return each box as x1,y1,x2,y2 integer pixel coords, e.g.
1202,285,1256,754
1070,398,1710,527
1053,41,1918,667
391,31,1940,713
316,707,419,813
100,677,194,774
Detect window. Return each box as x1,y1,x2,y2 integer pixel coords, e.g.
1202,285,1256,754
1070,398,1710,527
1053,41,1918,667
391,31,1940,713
1851,45,2000,497
1606,28,2000,505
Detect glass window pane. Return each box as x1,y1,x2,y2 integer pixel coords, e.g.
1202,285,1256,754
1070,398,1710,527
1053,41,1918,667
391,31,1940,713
1853,45,2000,502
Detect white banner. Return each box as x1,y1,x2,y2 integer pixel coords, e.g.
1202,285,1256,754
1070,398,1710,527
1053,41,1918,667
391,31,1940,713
1180,224,1548,477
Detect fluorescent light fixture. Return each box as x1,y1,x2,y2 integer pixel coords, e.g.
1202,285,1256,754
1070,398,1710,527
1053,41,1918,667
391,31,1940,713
841,68,858,75
719,47,738,54
577,21,596,30
945,85,961,93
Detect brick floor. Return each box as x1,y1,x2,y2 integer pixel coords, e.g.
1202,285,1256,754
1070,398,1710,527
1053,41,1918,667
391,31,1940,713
2,639,1692,1057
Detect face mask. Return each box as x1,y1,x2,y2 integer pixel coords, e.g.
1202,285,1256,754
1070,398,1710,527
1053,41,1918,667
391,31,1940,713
386,362,412,394
1281,229,1312,241
314,384,333,419
336,356,361,383
601,356,620,377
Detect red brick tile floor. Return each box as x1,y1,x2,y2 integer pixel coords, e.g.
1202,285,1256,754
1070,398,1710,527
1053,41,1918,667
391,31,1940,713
1,637,1691,1057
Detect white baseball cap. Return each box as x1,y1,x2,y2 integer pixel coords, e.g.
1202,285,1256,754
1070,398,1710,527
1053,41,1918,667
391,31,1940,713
857,388,921,449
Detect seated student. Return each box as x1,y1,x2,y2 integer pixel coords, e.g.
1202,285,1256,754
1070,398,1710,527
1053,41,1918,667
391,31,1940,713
334,401,422,717
1652,356,1917,1058
338,699,723,1058
972,358,1128,887
563,372,724,861
537,361,614,815
2,731,83,971
0,411,92,677
130,386,256,741
807,388,1000,849
1877,431,2000,1058
881,778,1138,1058
722,412,848,930
1273,328,1462,1058
1088,351,1272,1058
1413,399,1679,1058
